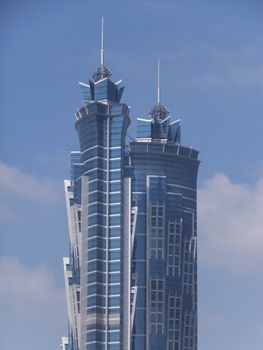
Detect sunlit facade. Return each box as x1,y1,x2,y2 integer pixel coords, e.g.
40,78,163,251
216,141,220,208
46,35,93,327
63,44,199,350
64,62,131,350
130,102,199,350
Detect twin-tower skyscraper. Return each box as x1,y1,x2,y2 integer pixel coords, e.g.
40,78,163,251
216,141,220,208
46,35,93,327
63,19,199,350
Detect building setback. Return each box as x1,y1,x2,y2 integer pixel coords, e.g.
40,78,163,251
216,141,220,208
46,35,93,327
63,22,199,350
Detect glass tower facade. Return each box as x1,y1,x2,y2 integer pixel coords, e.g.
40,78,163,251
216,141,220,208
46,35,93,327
63,62,199,350
129,102,199,350
64,63,131,350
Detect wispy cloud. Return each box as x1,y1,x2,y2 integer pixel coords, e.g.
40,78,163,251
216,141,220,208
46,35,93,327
0,256,67,350
198,173,263,273
0,161,62,202
122,42,263,95
152,42,263,93
190,44,263,91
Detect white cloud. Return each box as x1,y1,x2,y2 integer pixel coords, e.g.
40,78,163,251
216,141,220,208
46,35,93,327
190,45,263,91
0,256,67,350
0,161,62,202
198,173,263,273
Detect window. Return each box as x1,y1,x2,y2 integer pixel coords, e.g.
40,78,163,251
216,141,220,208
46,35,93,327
109,193,121,203
150,203,165,259
108,331,120,342
109,171,121,181
150,278,164,334
168,295,181,349
109,227,120,237
109,239,120,249
167,218,182,277
110,148,121,158
109,205,121,215
109,216,121,226
109,284,120,294
109,261,120,272
183,237,195,294
110,159,121,170
182,312,196,350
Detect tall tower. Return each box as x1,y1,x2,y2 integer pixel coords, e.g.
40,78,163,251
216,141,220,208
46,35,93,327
64,19,131,350
63,28,199,350
129,62,199,350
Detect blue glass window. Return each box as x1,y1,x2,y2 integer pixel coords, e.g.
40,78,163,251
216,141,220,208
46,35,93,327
111,105,125,115
87,272,105,283
109,227,120,237
109,296,120,306
88,248,106,260
109,261,120,272
88,226,105,239
110,182,121,192
110,160,121,171
109,239,121,249
109,284,120,294
109,249,120,260
109,193,121,203
108,324,120,331
87,260,105,273
109,205,121,215
110,149,121,158
87,283,105,295
89,180,106,192
108,331,120,342
110,171,121,181
86,322,105,331
109,274,120,283
87,295,105,307
88,191,106,203
86,330,105,342
89,202,105,215
110,137,122,147
108,344,120,350
88,214,106,226
86,306,104,315
88,237,106,249
108,307,120,314
109,216,121,226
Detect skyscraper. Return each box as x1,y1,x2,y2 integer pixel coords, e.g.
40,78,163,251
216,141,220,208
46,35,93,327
63,21,199,350
129,64,199,350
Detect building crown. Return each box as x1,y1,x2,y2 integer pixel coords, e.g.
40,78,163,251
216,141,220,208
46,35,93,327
149,102,170,121
92,64,112,82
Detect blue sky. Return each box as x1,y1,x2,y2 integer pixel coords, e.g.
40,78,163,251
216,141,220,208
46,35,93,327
1,0,263,349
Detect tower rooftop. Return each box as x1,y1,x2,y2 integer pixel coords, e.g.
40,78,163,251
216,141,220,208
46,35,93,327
92,64,112,82
149,102,170,121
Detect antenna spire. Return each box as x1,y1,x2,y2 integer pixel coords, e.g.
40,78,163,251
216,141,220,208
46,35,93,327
100,17,104,66
157,59,160,104
93,17,112,81
149,59,169,120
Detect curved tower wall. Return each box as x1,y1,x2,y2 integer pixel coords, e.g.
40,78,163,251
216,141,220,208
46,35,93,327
64,70,131,350
130,111,199,350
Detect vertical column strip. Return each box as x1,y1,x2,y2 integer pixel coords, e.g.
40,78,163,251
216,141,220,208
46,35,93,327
105,105,110,349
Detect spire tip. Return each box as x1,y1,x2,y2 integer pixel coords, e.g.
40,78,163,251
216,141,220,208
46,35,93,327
157,59,160,104
101,17,104,66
